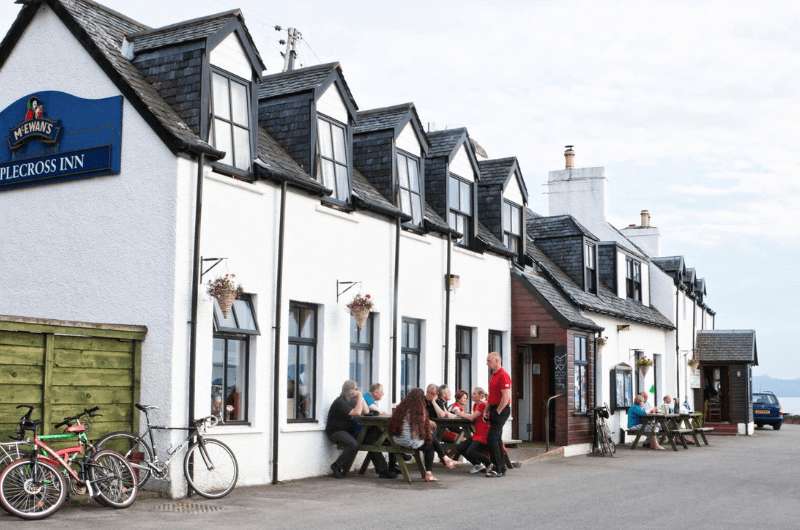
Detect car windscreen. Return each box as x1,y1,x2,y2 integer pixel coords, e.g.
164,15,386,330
753,394,778,405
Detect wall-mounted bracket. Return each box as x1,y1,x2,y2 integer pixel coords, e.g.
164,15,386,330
336,280,361,303
201,257,227,279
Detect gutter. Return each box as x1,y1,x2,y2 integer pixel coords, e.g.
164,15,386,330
253,159,330,197
271,181,288,484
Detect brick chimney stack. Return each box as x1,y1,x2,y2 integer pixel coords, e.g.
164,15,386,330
620,209,660,257
640,209,651,228
564,145,575,169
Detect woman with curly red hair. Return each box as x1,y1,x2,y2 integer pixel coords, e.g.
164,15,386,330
389,388,455,481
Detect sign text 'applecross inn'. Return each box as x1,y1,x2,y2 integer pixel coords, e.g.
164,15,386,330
0,91,122,189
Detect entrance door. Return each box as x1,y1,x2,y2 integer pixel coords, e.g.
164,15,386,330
703,366,729,422
530,347,553,442
517,346,533,441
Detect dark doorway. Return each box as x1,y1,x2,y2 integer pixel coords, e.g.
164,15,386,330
515,344,554,442
703,366,729,422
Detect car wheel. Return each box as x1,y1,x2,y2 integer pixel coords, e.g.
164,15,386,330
755,424,763,429
773,423,781,431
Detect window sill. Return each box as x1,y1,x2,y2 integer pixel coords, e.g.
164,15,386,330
210,423,264,435
315,203,359,223
281,421,324,433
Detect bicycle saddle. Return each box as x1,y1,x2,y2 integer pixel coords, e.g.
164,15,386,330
135,403,159,412
66,423,86,433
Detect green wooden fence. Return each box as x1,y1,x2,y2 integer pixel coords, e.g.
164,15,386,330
0,315,146,440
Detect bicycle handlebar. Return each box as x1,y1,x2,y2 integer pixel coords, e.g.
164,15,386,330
54,407,102,428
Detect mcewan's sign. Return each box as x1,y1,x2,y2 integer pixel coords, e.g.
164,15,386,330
0,91,122,189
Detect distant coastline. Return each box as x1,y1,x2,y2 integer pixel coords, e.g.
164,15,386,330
753,375,800,397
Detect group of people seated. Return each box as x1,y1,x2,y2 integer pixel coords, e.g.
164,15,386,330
627,391,692,450
326,377,515,482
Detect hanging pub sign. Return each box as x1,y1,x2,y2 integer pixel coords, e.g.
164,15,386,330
0,91,122,189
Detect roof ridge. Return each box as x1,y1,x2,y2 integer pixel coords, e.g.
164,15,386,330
71,0,150,31
127,8,240,38
261,61,339,80
427,127,467,136
357,102,413,115
478,156,516,164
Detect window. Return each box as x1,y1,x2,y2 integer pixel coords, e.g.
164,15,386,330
584,241,597,293
317,116,349,202
625,257,642,302
573,335,588,413
502,201,522,255
488,330,503,356
397,152,422,226
447,175,473,246
349,314,373,391
401,318,421,399
211,71,251,171
611,364,633,411
456,326,473,394
288,303,317,422
213,295,259,336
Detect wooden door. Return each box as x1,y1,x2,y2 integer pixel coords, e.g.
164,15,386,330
530,347,552,442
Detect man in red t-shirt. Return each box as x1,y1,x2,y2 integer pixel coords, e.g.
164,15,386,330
485,351,512,477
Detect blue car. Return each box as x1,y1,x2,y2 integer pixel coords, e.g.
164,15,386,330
753,392,783,430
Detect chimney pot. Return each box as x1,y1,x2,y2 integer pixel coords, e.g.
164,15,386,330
640,209,651,227
564,145,575,169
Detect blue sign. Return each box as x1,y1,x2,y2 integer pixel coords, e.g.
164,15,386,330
0,91,122,189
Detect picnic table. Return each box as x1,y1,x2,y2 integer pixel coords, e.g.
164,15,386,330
630,413,685,451
683,412,712,445
432,416,474,454
352,415,425,483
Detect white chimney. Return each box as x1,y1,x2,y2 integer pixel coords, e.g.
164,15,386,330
547,145,608,234
620,209,661,257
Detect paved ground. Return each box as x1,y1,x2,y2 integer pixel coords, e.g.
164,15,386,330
3,426,799,529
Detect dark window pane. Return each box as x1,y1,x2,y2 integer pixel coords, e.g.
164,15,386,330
211,338,225,420
299,308,315,338
297,345,314,419
225,339,246,421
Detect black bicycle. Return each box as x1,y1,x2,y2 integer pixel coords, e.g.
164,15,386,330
592,405,616,457
95,403,238,498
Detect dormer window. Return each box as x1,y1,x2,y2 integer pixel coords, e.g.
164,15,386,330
448,174,473,246
211,71,251,171
397,151,422,225
584,241,597,293
626,257,642,302
316,116,350,202
502,201,522,255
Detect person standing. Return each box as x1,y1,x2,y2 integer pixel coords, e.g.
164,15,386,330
485,352,511,477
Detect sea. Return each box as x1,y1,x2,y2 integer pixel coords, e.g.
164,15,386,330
778,396,800,415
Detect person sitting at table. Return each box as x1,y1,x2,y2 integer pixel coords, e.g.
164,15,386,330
363,383,384,413
325,380,396,479
425,383,459,463
450,390,468,414
658,394,675,415
628,394,664,450
389,388,455,482
438,384,452,410
640,391,657,413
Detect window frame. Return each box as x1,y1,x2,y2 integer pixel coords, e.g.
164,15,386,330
349,313,374,391
488,330,503,356
316,114,351,204
455,326,473,395
211,333,250,425
447,174,474,247
401,318,422,399
573,335,588,414
212,294,260,335
397,150,423,226
209,67,253,173
502,200,523,257
625,257,642,302
287,302,318,423
584,241,597,294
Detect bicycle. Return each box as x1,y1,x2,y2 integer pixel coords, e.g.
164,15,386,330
0,405,138,520
95,403,238,499
592,404,616,457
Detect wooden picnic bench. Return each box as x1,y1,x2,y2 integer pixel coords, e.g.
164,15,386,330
432,416,474,455
630,413,683,451
350,415,425,484
688,412,713,445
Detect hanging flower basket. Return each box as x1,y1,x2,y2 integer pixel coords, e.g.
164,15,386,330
347,293,374,329
207,273,243,317
636,356,653,376
688,358,700,370
597,336,608,346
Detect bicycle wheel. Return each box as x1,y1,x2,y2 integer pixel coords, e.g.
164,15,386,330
0,459,67,520
88,449,138,508
184,438,238,499
95,432,154,487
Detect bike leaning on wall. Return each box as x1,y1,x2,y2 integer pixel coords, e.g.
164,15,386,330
95,403,238,499
0,405,138,520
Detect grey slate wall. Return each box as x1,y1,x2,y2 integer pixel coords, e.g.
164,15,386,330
536,236,585,288
353,130,395,203
598,243,617,292
424,156,449,220
133,45,203,136
478,186,503,241
258,93,313,173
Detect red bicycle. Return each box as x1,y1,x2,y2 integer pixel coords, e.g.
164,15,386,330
0,405,138,520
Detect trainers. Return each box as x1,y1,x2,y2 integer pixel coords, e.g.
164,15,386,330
511,461,522,469
469,463,486,474
330,463,345,479
485,468,505,478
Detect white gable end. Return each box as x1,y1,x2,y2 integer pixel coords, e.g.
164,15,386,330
449,143,474,181
396,121,420,157
210,32,252,80
316,83,348,124
503,170,525,206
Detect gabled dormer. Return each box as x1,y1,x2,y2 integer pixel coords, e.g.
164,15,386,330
128,9,265,176
477,157,529,264
257,63,358,204
425,128,482,248
527,215,599,293
353,103,429,227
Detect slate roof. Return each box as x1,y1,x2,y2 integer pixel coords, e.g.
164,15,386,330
652,256,684,274
423,204,452,235
352,168,408,220
514,269,602,331
526,243,674,329
257,62,357,110
477,222,514,257
477,157,516,187
354,103,414,134
696,330,758,365
254,128,329,195
4,0,222,158
527,215,599,241
427,128,467,158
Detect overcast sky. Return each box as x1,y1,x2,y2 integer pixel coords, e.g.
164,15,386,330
2,1,797,378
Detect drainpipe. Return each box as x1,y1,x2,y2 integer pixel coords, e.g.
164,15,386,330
271,181,288,485
443,232,452,386
675,288,680,403
391,217,401,403
593,331,599,408
188,153,205,429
